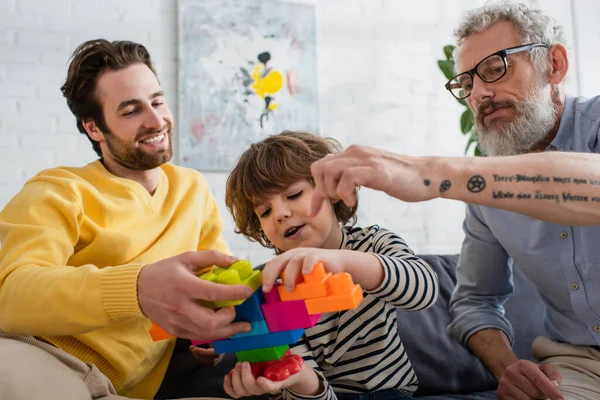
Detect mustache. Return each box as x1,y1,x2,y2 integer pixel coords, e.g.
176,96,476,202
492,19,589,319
476,99,515,122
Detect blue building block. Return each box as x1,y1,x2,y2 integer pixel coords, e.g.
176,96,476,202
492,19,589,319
212,328,304,354
234,289,265,323
231,319,269,338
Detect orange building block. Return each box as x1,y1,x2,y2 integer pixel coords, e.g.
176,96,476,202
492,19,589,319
278,262,331,301
305,272,363,313
149,321,174,341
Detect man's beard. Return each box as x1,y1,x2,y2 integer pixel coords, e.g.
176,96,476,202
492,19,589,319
103,123,174,170
475,83,560,156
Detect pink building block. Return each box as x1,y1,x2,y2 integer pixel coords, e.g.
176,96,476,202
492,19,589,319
262,282,321,332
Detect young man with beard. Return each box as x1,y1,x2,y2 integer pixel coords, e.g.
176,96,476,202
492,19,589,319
0,39,254,399
308,2,600,400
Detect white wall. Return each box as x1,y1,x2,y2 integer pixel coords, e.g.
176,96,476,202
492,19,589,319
0,0,593,265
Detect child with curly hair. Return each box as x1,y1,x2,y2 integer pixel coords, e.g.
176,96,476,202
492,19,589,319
224,131,439,400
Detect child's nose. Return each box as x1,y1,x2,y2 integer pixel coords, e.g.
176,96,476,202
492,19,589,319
276,206,292,222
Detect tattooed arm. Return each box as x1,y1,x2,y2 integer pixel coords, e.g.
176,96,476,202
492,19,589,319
310,145,600,226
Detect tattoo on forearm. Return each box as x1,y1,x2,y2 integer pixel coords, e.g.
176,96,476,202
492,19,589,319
489,173,600,203
439,180,451,192
491,190,600,203
424,179,430,186
493,174,598,186
493,174,550,183
467,175,486,193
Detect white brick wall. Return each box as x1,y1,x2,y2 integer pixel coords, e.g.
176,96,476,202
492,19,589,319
0,0,593,265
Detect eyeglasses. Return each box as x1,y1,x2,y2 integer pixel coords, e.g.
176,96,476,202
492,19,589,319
445,43,550,100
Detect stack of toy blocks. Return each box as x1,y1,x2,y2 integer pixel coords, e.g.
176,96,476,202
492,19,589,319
150,260,363,377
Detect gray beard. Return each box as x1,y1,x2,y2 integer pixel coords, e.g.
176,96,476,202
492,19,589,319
476,85,559,156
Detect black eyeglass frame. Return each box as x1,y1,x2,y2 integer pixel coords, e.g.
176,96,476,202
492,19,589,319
444,43,551,100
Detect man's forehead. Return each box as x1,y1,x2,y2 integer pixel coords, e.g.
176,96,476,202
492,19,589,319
96,64,161,107
456,20,521,72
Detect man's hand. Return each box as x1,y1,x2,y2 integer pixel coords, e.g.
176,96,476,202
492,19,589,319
497,359,563,400
137,250,253,341
310,145,439,216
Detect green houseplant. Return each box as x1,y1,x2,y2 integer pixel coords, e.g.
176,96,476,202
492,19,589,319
437,44,482,156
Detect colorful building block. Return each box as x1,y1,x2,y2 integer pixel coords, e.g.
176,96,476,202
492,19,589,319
262,282,321,332
305,272,363,314
235,344,289,363
212,328,304,354
234,289,266,323
149,321,174,341
278,262,331,301
191,319,270,344
231,319,269,338
248,350,305,381
199,260,262,308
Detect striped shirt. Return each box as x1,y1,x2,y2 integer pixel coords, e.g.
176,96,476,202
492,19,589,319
281,225,439,400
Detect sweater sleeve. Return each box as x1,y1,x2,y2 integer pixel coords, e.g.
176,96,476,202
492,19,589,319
365,227,439,310
276,336,337,400
0,181,145,336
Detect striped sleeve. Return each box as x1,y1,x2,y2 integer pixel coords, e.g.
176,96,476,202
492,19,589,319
279,336,337,400
364,227,439,310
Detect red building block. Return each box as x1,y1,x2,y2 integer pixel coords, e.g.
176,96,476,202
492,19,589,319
247,350,305,381
262,282,321,332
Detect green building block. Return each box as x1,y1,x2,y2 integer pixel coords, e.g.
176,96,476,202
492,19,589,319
235,344,289,363
199,260,262,308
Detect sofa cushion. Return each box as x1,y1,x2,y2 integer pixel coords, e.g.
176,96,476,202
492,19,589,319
398,254,546,396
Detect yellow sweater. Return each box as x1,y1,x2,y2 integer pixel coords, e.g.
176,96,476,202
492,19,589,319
0,160,230,399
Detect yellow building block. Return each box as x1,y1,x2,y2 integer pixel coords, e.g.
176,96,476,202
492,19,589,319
199,260,262,308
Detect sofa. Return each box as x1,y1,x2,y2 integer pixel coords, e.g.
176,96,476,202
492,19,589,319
155,254,547,400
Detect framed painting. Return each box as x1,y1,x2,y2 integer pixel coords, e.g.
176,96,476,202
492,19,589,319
178,0,319,171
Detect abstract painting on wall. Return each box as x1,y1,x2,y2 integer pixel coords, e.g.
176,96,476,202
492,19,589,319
178,0,319,171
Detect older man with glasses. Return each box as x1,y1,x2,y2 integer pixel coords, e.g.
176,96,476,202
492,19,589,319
308,2,600,399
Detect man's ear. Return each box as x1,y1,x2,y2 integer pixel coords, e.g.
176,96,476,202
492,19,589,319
547,44,568,85
82,119,104,143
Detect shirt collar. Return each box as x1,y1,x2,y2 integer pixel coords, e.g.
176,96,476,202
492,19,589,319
548,96,576,151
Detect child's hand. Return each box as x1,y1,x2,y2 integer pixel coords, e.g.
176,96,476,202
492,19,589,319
262,248,349,293
224,361,304,398
189,344,224,365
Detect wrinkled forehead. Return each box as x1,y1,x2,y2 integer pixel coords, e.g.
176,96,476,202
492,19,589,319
455,20,522,73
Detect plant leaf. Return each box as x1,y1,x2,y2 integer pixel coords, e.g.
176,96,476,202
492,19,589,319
460,109,474,134
464,132,478,155
437,60,455,81
457,98,467,107
443,45,455,60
